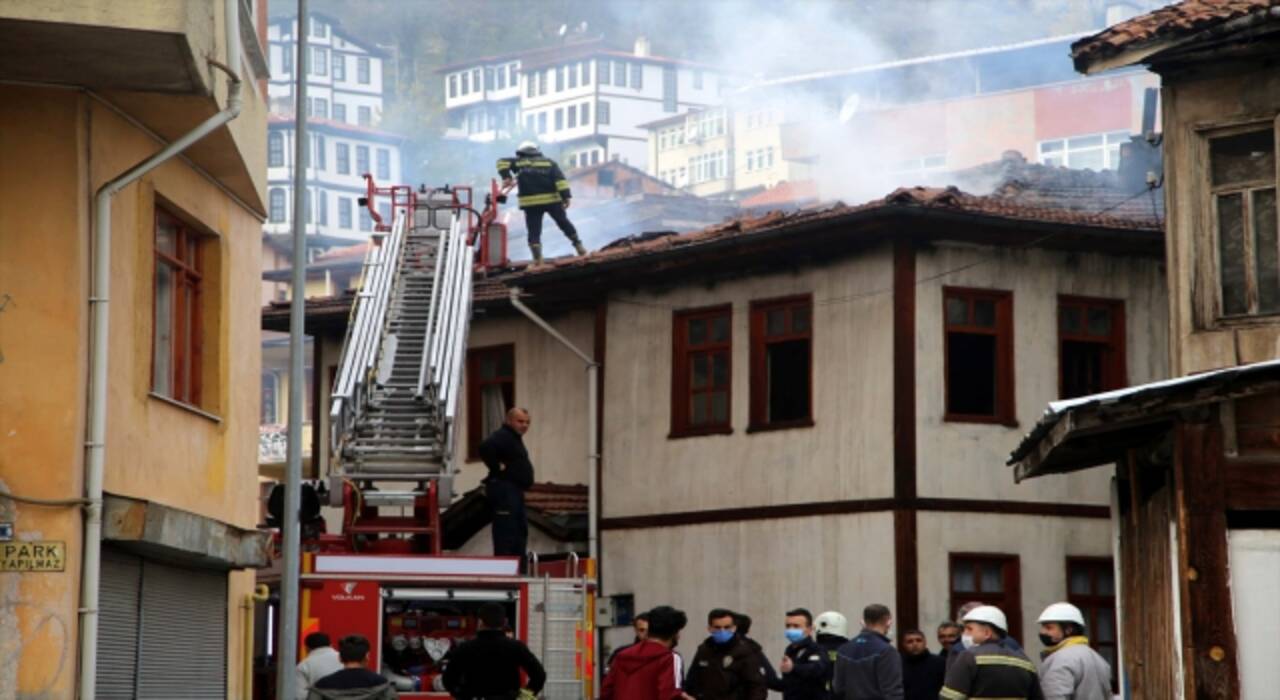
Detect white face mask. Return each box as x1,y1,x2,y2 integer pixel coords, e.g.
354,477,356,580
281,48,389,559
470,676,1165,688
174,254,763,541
961,634,976,649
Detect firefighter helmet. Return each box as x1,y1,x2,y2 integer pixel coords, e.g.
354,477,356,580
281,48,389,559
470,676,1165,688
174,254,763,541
814,611,848,638
517,141,539,155
1037,602,1086,628
962,605,1008,633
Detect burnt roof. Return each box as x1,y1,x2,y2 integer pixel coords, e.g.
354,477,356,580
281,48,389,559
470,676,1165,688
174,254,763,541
1071,0,1280,72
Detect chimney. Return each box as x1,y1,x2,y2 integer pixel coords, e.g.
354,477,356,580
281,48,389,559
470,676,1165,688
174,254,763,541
634,36,650,57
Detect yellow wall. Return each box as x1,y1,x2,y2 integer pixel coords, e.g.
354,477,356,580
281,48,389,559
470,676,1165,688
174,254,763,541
0,83,263,698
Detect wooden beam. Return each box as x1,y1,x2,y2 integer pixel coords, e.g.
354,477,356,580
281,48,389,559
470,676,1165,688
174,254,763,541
1175,421,1239,700
892,239,919,635
1224,460,1280,511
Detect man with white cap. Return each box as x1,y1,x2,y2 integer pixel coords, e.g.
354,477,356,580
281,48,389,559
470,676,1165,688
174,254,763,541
1035,603,1111,700
940,605,1043,700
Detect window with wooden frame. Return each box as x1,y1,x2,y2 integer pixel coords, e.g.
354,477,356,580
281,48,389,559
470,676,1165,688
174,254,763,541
671,305,732,437
950,553,1022,643
1058,296,1126,399
1207,125,1278,319
749,295,813,432
943,287,1014,424
466,345,514,460
1066,557,1119,691
152,208,205,407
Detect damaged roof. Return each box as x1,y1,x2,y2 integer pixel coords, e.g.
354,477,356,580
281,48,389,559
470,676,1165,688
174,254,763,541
1008,359,1280,482
442,482,588,549
1071,0,1280,73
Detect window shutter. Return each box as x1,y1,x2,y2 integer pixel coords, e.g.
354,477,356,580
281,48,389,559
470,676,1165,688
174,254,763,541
96,548,142,698
135,560,228,698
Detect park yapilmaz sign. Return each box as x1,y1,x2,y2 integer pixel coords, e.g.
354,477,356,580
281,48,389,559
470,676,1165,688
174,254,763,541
0,541,66,572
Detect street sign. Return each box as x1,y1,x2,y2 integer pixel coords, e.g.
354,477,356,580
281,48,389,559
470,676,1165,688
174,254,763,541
0,522,12,541
0,541,65,572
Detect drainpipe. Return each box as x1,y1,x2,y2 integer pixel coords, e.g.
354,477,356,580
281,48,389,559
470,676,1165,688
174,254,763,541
79,2,243,698
242,584,270,699
508,288,599,565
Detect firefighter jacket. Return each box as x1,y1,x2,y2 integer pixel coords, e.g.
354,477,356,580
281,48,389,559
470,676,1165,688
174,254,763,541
940,641,1044,700
832,629,903,700
768,636,830,700
496,151,571,208
685,636,768,700
1037,637,1111,700
478,424,534,489
815,634,847,700
442,630,547,699
602,639,685,700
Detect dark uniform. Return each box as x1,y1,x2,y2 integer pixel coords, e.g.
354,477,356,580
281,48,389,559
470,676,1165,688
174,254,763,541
477,424,534,558
441,629,546,700
769,636,829,700
939,641,1044,700
815,633,847,700
684,636,768,700
495,149,583,258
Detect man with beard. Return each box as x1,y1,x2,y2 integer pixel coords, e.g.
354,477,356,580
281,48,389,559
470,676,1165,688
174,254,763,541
898,629,944,700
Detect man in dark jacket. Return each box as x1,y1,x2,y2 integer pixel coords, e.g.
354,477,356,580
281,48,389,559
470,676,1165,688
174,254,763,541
732,613,780,689
770,608,829,700
941,606,1042,700
496,141,586,264
602,606,688,700
308,635,397,700
477,408,534,558
832,604,903,700
685,609,767,700
442,603,546,700
897,629,944,700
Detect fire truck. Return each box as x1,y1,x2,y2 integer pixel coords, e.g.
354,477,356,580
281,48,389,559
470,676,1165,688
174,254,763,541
259,178,597,699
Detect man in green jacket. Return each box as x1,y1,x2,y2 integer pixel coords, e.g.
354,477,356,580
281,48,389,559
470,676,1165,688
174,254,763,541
496,141,586,265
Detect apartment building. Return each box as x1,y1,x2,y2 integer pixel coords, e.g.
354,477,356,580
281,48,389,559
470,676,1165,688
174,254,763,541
264,13,404,243
440,37,728,170
644,33,1158,204
0,1,271,696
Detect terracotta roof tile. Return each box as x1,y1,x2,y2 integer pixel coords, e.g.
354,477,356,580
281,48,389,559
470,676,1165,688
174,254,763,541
524,483,589,515
1072,0,1280,68
740,180,820,209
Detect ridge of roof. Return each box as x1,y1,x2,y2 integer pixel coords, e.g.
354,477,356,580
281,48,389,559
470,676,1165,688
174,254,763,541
1072,0,1280,70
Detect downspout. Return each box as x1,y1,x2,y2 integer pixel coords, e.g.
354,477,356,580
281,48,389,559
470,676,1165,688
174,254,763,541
79,1,243,698
242,584,270,699
508,288,599,565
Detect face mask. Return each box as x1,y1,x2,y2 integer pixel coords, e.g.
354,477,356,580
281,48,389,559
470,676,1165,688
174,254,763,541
961,634,975,649
711,629,735,645
1039,633,1057,647
784,629,806,643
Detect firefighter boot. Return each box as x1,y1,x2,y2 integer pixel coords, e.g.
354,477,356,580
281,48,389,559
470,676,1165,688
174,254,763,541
530,243,543,267
573,239,587,256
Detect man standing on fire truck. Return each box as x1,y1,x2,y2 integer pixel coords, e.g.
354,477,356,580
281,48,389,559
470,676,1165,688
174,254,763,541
478,408,535,559
496,141,587,265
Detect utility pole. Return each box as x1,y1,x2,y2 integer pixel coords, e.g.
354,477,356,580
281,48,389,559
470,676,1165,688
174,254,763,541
276,1,308,697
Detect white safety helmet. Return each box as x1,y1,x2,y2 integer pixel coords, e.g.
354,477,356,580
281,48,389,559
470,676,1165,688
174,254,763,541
814,611,848,638
1037,602,1086,628
516,140,539,155
961,605,1008,633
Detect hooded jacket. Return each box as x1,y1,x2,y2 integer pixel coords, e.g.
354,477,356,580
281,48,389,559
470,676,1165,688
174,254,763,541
306,668,398,700
832,629,903,700
602,639,685,700
684,636,768,700
1037,637,1111,700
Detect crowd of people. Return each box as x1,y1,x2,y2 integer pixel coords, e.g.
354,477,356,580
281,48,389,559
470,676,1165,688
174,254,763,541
601,600,1112,700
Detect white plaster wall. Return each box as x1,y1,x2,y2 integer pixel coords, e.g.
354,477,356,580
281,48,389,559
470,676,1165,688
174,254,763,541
452,310,597,498
602,245,896,518
601,512,896,669
915,242,1168,504
916,510,1112,658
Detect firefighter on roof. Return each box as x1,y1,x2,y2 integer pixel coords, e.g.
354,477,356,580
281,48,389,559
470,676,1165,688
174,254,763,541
497,141,587,265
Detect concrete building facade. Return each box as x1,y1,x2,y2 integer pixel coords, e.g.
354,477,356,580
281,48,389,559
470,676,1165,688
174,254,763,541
0,1,272,696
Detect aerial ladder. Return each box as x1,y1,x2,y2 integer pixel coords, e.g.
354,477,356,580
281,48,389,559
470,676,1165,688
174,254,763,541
277,178,596,699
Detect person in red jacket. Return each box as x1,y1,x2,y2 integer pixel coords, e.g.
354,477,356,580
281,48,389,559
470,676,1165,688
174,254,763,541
602,606,689,700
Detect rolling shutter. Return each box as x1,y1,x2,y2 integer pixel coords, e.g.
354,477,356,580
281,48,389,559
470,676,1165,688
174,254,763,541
135,559,228,699
96,547,142,699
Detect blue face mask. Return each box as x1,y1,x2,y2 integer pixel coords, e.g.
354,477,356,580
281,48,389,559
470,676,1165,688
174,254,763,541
711,629,736,645
784,629,806,643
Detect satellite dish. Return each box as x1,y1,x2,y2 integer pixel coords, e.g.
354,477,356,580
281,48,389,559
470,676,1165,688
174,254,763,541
838,93,861,123
558,24,568,37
